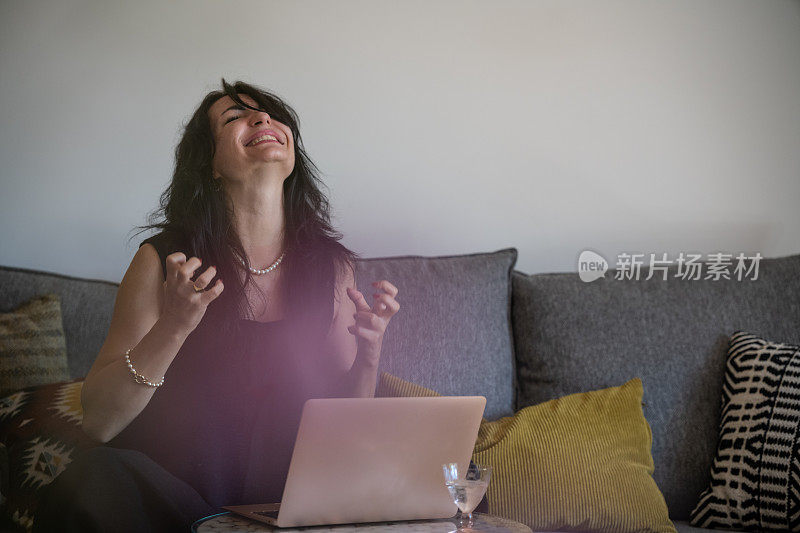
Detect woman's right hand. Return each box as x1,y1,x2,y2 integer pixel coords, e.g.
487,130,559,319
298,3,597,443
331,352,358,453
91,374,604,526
160,252,224,335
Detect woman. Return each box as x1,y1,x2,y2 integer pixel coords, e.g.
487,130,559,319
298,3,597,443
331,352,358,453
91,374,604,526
33,79,400,532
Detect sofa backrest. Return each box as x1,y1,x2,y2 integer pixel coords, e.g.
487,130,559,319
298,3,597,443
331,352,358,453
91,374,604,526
510,252,800,520
0,247,520,421
8,251,797,521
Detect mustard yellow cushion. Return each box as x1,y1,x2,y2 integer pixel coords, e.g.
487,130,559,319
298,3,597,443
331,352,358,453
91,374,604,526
375,372,441,398
376,373,675,533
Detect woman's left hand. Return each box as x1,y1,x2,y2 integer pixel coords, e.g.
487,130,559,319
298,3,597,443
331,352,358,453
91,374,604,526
346,280,400,366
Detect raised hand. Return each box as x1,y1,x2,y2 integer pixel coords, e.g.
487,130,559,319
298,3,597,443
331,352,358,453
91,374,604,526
346,280,400,366
160,252,224,335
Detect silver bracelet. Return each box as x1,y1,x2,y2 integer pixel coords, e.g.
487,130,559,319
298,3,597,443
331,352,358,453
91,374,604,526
124,348,165,387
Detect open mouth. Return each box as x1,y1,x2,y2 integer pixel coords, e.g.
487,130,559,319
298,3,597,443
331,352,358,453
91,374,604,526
245,132,282,146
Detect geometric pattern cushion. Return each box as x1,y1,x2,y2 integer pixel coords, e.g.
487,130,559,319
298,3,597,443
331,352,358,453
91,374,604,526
0,294,70,398
690,331,800,531
0,379,99,532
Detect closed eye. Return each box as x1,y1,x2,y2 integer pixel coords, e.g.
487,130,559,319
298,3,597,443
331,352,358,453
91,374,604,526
224,115,239,124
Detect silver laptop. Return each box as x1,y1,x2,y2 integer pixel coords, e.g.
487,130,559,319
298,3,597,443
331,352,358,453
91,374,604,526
222,395,486,528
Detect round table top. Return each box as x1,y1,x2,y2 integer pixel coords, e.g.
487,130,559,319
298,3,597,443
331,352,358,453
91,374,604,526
191,512,532,533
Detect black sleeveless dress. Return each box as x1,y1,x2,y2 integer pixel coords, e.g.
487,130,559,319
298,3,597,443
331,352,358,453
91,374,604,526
106,231,333,508
33,231,339,532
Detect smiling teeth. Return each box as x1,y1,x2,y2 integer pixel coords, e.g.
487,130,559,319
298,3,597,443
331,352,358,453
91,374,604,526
248,134,278,146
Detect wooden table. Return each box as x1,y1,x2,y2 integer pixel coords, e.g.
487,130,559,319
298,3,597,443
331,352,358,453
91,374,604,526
191,512,532,533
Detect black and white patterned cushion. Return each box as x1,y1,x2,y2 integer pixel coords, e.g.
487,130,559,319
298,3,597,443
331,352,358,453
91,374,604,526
690,331,800,531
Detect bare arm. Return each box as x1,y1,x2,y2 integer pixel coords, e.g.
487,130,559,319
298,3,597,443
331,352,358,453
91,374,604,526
80,246,222,443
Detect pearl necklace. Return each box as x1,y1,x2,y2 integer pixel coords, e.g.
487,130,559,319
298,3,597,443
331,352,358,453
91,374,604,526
239,251,285,275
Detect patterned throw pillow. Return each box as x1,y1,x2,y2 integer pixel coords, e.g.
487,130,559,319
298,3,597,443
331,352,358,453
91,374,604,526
0,379,99,532
690,331,800,531
0,294,70,397
376,372,676,532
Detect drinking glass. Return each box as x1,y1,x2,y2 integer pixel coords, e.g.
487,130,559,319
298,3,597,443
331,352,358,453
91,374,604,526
442,462,492,531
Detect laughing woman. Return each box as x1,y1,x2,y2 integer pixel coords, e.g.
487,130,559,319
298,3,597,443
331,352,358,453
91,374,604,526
33,79,400,532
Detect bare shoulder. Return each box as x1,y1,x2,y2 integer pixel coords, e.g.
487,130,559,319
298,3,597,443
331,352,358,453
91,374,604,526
133,242,163,279
334,257,356,298
334,255,356,288
332,256,356,315
125,243,165,307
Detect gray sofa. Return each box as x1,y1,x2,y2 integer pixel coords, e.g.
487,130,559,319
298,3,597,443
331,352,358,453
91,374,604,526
2,247,799,532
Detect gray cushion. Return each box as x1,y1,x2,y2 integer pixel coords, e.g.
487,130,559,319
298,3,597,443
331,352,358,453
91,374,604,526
355,248,518,420
0,266,117,380
511,253,800,521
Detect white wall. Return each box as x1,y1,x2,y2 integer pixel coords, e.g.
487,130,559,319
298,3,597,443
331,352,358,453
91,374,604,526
1,0,798,279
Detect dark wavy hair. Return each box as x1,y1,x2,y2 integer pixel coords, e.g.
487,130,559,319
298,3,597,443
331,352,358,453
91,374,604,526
132,78,359,350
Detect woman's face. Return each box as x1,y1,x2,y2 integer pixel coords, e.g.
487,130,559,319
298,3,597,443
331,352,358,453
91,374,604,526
208,93,295,184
